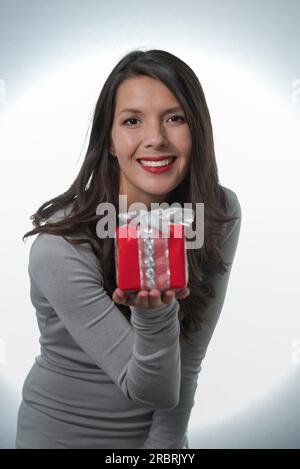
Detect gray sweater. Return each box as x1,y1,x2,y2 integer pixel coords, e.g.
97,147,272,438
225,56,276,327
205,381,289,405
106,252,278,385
15,187,241,449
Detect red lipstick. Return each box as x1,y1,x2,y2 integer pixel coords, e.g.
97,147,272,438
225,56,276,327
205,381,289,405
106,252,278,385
137,156,177,174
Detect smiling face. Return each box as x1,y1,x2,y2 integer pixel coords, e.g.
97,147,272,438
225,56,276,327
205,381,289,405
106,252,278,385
110,75,192,209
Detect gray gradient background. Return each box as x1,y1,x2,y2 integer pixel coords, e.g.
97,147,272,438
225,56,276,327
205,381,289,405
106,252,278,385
0,0,299,449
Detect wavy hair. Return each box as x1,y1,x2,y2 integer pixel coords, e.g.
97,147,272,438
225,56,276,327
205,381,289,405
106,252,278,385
22,48,239,346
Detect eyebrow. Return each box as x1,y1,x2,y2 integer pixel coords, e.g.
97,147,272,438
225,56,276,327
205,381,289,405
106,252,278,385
117,106,184,117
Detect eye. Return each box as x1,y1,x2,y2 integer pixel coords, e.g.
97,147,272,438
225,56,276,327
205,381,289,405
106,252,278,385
123,118,139,126
123,115,185,126
168,115,185,123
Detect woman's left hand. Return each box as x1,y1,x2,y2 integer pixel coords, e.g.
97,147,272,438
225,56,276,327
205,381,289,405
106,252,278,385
112,287,190,309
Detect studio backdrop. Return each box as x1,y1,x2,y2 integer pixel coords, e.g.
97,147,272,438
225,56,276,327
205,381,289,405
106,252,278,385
0,0,299,449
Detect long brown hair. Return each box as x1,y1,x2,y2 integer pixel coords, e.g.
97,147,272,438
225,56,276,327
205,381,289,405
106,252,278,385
22,49,239,346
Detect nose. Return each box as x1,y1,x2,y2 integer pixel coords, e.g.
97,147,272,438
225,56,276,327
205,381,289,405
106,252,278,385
143,121,169,149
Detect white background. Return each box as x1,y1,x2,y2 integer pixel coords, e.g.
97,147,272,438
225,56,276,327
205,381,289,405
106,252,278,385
0,0,299,448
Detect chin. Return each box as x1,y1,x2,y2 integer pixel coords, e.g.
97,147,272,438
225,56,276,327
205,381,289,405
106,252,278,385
142,181,176,193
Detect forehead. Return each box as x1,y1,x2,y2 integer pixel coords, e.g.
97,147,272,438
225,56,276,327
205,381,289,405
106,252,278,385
115,76,180,108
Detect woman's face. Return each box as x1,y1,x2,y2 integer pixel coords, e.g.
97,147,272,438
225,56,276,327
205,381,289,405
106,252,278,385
110,75,192,209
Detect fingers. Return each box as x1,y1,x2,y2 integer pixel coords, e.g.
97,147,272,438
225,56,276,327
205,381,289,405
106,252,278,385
112,287,190,309
131,289,163,309
112,288,150,308
162,290,175,305
174,288,190,299
148,289,164,309
135,290,149,308
112,288,127,305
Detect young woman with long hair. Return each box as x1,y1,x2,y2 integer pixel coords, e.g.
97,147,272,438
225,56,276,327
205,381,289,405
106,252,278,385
15,49,241,449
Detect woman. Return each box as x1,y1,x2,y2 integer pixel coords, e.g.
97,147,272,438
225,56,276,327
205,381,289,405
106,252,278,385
15,49,242,449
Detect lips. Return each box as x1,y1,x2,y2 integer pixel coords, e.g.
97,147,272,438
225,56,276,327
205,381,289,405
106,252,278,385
136,155,177,162
137,156,177,173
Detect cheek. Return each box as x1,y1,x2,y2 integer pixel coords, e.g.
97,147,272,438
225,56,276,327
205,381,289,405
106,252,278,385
116,132,138,154
176,130,192,167
178,133,192,159
172,126,191,145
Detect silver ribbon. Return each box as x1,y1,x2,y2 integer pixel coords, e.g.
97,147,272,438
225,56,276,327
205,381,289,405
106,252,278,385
118,207,194,290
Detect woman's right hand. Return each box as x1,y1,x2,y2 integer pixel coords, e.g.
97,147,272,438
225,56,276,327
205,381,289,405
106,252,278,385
112,287,190,310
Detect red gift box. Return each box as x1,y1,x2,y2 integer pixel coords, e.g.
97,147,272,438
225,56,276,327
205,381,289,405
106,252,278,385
115,223,189,292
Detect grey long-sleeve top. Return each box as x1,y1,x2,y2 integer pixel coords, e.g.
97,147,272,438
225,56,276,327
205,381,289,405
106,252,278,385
15,186,241,449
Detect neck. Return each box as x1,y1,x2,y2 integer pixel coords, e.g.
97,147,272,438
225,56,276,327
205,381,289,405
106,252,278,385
119,193,168,212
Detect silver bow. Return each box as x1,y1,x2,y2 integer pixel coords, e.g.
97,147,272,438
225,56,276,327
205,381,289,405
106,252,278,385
119,207,194,237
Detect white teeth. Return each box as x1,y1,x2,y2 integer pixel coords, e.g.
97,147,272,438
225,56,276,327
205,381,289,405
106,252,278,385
139,158,174,167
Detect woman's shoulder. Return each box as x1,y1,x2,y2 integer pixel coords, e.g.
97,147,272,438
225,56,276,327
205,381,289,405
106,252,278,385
218,185,242,250
28,231,103,285
45,202,74,223
220,185,241,217
28,205,100,274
